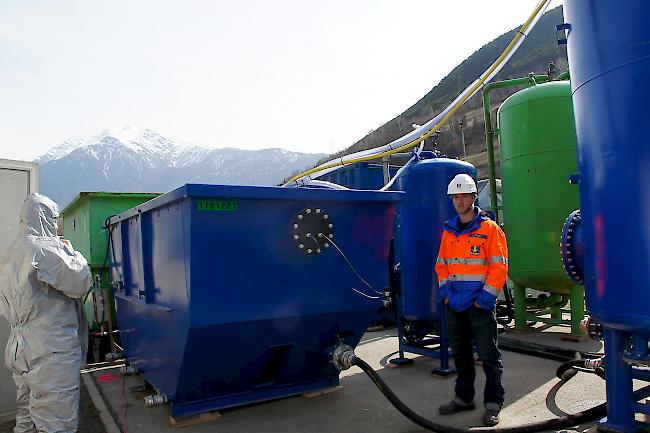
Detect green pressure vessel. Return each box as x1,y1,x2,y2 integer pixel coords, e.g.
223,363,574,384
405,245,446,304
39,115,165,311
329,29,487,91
497,81,578,293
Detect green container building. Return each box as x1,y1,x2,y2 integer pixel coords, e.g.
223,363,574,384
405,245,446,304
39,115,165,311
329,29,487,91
62,192,160,333
497,80,584,336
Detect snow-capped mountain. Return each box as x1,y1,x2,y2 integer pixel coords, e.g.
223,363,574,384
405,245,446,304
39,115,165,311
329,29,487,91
37,138,87,164
37,127,327,207
37,126,208,167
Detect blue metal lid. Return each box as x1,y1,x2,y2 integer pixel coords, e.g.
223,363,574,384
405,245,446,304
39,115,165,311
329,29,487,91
110,183,403,223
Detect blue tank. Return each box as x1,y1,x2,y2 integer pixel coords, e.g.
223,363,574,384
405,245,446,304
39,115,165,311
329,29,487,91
316,161,398,190
564,1,650,334
395,158,476,320
315,161,402,328
108,184,400,417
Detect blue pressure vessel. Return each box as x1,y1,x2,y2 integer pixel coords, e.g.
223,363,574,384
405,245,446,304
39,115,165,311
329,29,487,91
564,1,650,334
395,157,476,320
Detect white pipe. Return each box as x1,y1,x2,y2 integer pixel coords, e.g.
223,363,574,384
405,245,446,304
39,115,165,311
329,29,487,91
299,179,350,190
379,140,425,191
284,0,551,187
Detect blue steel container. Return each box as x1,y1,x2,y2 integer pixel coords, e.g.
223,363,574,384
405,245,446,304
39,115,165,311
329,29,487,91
395,158,476,320
564,1,650,334
316,161,398,190
317,161,401,327
108,184,400,417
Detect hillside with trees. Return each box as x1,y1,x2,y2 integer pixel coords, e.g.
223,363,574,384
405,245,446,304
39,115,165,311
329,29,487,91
314,6,568,179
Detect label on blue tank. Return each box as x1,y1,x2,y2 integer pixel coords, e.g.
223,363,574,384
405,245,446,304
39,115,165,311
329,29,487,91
196,199,238,211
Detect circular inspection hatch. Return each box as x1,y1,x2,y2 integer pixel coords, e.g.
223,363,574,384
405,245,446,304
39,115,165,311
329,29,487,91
290,207,334,255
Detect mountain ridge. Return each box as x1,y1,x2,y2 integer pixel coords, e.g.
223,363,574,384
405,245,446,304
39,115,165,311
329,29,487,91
38,127,325,207
40,7,568,204
317,6,568,178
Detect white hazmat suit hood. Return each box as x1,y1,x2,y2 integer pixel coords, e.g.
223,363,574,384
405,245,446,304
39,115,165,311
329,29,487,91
19,194,59,237
0,193,92,433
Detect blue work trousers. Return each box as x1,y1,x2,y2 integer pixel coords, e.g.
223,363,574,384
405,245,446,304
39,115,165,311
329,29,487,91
446,304,505,408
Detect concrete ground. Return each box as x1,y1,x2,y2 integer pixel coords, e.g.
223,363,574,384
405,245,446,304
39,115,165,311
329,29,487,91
0,378,107,433
83,324,615,433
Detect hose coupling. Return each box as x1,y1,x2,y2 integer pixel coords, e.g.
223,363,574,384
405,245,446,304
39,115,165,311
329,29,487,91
332,344,357,371
584,357,604,370
144,394,169,407
120,365,139,375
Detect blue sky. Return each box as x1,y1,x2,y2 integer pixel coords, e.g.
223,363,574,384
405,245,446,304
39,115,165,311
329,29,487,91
0,0,560,160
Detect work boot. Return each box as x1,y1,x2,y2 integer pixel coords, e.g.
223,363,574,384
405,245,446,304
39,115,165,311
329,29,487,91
483,408,501,426
438,398,476,415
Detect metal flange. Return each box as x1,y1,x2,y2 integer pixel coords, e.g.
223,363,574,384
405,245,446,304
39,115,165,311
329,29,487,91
560,209,584,285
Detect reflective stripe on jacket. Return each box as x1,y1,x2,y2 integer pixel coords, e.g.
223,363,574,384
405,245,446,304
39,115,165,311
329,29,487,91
435,208,508,312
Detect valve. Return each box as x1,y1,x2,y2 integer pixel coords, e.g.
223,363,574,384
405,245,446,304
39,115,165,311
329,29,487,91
144,394,169,407
120,365,139,375
382,289,392,308
105,351,124,361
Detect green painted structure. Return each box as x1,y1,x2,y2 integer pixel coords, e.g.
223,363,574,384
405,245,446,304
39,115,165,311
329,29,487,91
490,78,584,337
62,192,160,332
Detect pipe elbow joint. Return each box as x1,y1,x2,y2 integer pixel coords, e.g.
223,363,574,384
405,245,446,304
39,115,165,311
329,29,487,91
332,344,357,371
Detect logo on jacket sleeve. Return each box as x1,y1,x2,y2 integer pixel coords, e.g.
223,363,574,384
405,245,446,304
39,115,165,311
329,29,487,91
470,245,481,256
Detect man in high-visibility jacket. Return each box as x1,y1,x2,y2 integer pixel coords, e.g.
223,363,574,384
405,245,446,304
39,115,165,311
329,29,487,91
435,173,508,427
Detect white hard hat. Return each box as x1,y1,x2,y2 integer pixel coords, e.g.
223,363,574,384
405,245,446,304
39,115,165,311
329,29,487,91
447,173,477,195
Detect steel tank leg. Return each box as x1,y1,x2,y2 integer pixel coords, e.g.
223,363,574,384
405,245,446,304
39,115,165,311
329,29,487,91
550,305,561,321
431,300,453,376
569,285,585,337
513,284,528,331
390,293,415,367
599,329,639,433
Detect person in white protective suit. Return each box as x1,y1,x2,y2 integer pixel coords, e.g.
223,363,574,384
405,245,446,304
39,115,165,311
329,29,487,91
0,193,91,433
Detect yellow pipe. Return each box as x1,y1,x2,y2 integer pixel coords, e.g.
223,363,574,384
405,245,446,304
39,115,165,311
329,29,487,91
286,0,550,185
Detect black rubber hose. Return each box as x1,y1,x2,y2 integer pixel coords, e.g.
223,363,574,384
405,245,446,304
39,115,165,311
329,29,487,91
556,359,606,381
555,359,585,380
352,355,606,433
555,359,584,381
498,338,577,362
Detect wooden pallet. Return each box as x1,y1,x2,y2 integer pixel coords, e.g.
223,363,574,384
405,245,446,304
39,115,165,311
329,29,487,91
168,411,221,428
301,385,343,399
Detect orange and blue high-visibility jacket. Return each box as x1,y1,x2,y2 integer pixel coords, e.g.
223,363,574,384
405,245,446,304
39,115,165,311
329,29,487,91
435,208,508,312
